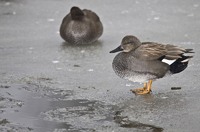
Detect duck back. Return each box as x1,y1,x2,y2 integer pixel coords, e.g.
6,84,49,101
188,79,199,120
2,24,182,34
60,7,103,44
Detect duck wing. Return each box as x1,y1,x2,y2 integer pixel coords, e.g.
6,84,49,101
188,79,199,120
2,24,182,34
134,42,193,60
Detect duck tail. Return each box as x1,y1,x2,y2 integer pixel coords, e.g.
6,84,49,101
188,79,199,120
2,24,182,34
170,55,193,74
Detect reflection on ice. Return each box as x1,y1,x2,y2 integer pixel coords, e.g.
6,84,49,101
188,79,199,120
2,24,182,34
114,110,163,132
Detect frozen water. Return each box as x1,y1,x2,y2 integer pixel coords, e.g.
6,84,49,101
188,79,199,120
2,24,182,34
0,0,200,131
52,60,60,64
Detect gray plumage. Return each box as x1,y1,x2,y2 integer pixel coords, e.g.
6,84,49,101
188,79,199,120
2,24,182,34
60,6,103,44
110,35,194,83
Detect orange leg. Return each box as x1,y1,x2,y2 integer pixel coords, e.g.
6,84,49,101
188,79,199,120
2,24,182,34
131,80,153,95
147,80,152,92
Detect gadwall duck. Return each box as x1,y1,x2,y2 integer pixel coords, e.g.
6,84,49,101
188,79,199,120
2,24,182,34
60,6,103,44
110,35,194,95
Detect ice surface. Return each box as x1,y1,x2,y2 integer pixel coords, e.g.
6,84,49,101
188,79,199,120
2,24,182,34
0,0,200,131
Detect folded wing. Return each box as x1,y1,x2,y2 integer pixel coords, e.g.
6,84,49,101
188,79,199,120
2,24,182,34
134,42,194,61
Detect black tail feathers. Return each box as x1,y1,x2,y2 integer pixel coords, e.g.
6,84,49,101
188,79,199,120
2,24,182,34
170,55,193,74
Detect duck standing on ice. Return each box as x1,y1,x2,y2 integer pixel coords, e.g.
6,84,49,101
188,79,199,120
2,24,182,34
110,35,194,95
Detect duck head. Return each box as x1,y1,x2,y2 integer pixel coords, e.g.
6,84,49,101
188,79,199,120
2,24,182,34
110,35,142,53
70,6,84,20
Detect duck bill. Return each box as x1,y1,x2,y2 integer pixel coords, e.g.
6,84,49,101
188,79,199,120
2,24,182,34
109,46,123,53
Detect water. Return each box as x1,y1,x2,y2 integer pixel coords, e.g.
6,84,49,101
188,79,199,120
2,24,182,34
0,0,200,131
